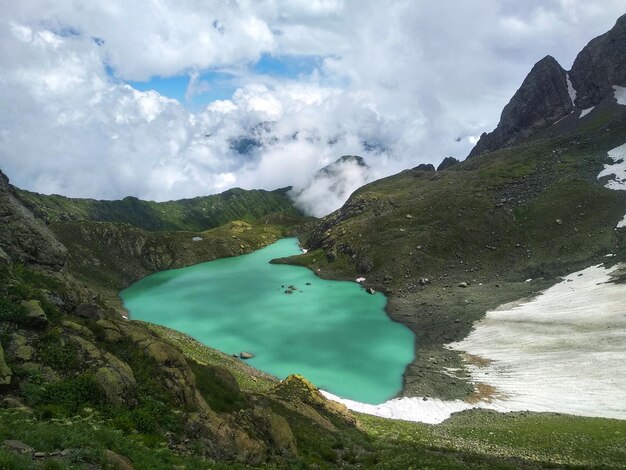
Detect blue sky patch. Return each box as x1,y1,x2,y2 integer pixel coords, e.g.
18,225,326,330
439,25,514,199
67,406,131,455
253,53,323,78
128,72,237,110
125,54,323,110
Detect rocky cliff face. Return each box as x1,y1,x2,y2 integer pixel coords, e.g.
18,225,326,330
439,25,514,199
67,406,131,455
469,14,626,158
569,13,626,109
468,56,573,157
0,170,67,269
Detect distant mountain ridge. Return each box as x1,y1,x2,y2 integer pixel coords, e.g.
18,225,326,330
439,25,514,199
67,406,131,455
469,13,626,158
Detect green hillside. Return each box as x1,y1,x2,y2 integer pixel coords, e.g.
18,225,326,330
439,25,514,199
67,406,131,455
16,186,301,232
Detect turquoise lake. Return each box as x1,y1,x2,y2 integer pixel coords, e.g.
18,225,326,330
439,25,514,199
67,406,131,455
120,238,415,404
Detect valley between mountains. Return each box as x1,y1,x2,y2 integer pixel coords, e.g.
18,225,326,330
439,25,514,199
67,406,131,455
1,13,626,470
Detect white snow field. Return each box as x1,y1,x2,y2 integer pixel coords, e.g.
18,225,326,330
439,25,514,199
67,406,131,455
323,264,626,423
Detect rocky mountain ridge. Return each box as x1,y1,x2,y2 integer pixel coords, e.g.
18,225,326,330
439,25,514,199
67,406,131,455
469,13,626,158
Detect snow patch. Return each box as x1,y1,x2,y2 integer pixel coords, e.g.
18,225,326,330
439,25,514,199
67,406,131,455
355,277,366,283
320,390,474,424
566,74,577,105
579,107,594,118
614,85,626,105
597,142,626,190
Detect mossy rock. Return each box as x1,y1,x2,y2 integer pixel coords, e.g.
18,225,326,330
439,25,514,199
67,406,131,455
94,353,137,406
95,319,123,343
101,449,133,470
19,300,48,327
254,408,298,457
6,334,34,362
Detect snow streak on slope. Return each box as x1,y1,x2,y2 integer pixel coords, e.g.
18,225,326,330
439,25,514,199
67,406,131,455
598,142,626,191
579,107,594,118
566,74,577,105
614,85,626,105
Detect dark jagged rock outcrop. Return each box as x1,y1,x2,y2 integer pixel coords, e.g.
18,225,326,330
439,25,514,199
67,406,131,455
569,13,626,109
0,170,67,269
436,157,460,171
469,14,626,158
468,56,573,158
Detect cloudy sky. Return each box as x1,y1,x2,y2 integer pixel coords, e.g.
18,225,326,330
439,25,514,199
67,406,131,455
0,1,624,216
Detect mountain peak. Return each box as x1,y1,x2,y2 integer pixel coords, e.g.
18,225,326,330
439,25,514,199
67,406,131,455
468,54,572,158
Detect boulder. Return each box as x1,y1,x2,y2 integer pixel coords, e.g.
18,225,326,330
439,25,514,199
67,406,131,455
20,300,48,327
96,319,123,343
254,409,297,457
74,303,106,320
458,282,468,288
0,344,11,385
1,397,26,409
139,338,204,410
2,440,33,454
271,375,356,429
102,449,133,470
240,351,254,359
266,412,297,456
62,320,95,340
365,287,375,295
68,334,102,363
94,353,137,406
7,334,34,362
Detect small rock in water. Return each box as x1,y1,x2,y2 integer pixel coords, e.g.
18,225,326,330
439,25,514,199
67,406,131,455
240,351,254,359
365,287,376,295
284,290,293,294
306,282,311,286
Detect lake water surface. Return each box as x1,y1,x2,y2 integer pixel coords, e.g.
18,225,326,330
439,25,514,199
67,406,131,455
120,238,415,404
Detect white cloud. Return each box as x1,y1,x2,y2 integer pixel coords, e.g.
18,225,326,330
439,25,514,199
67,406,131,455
0,1,625,215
